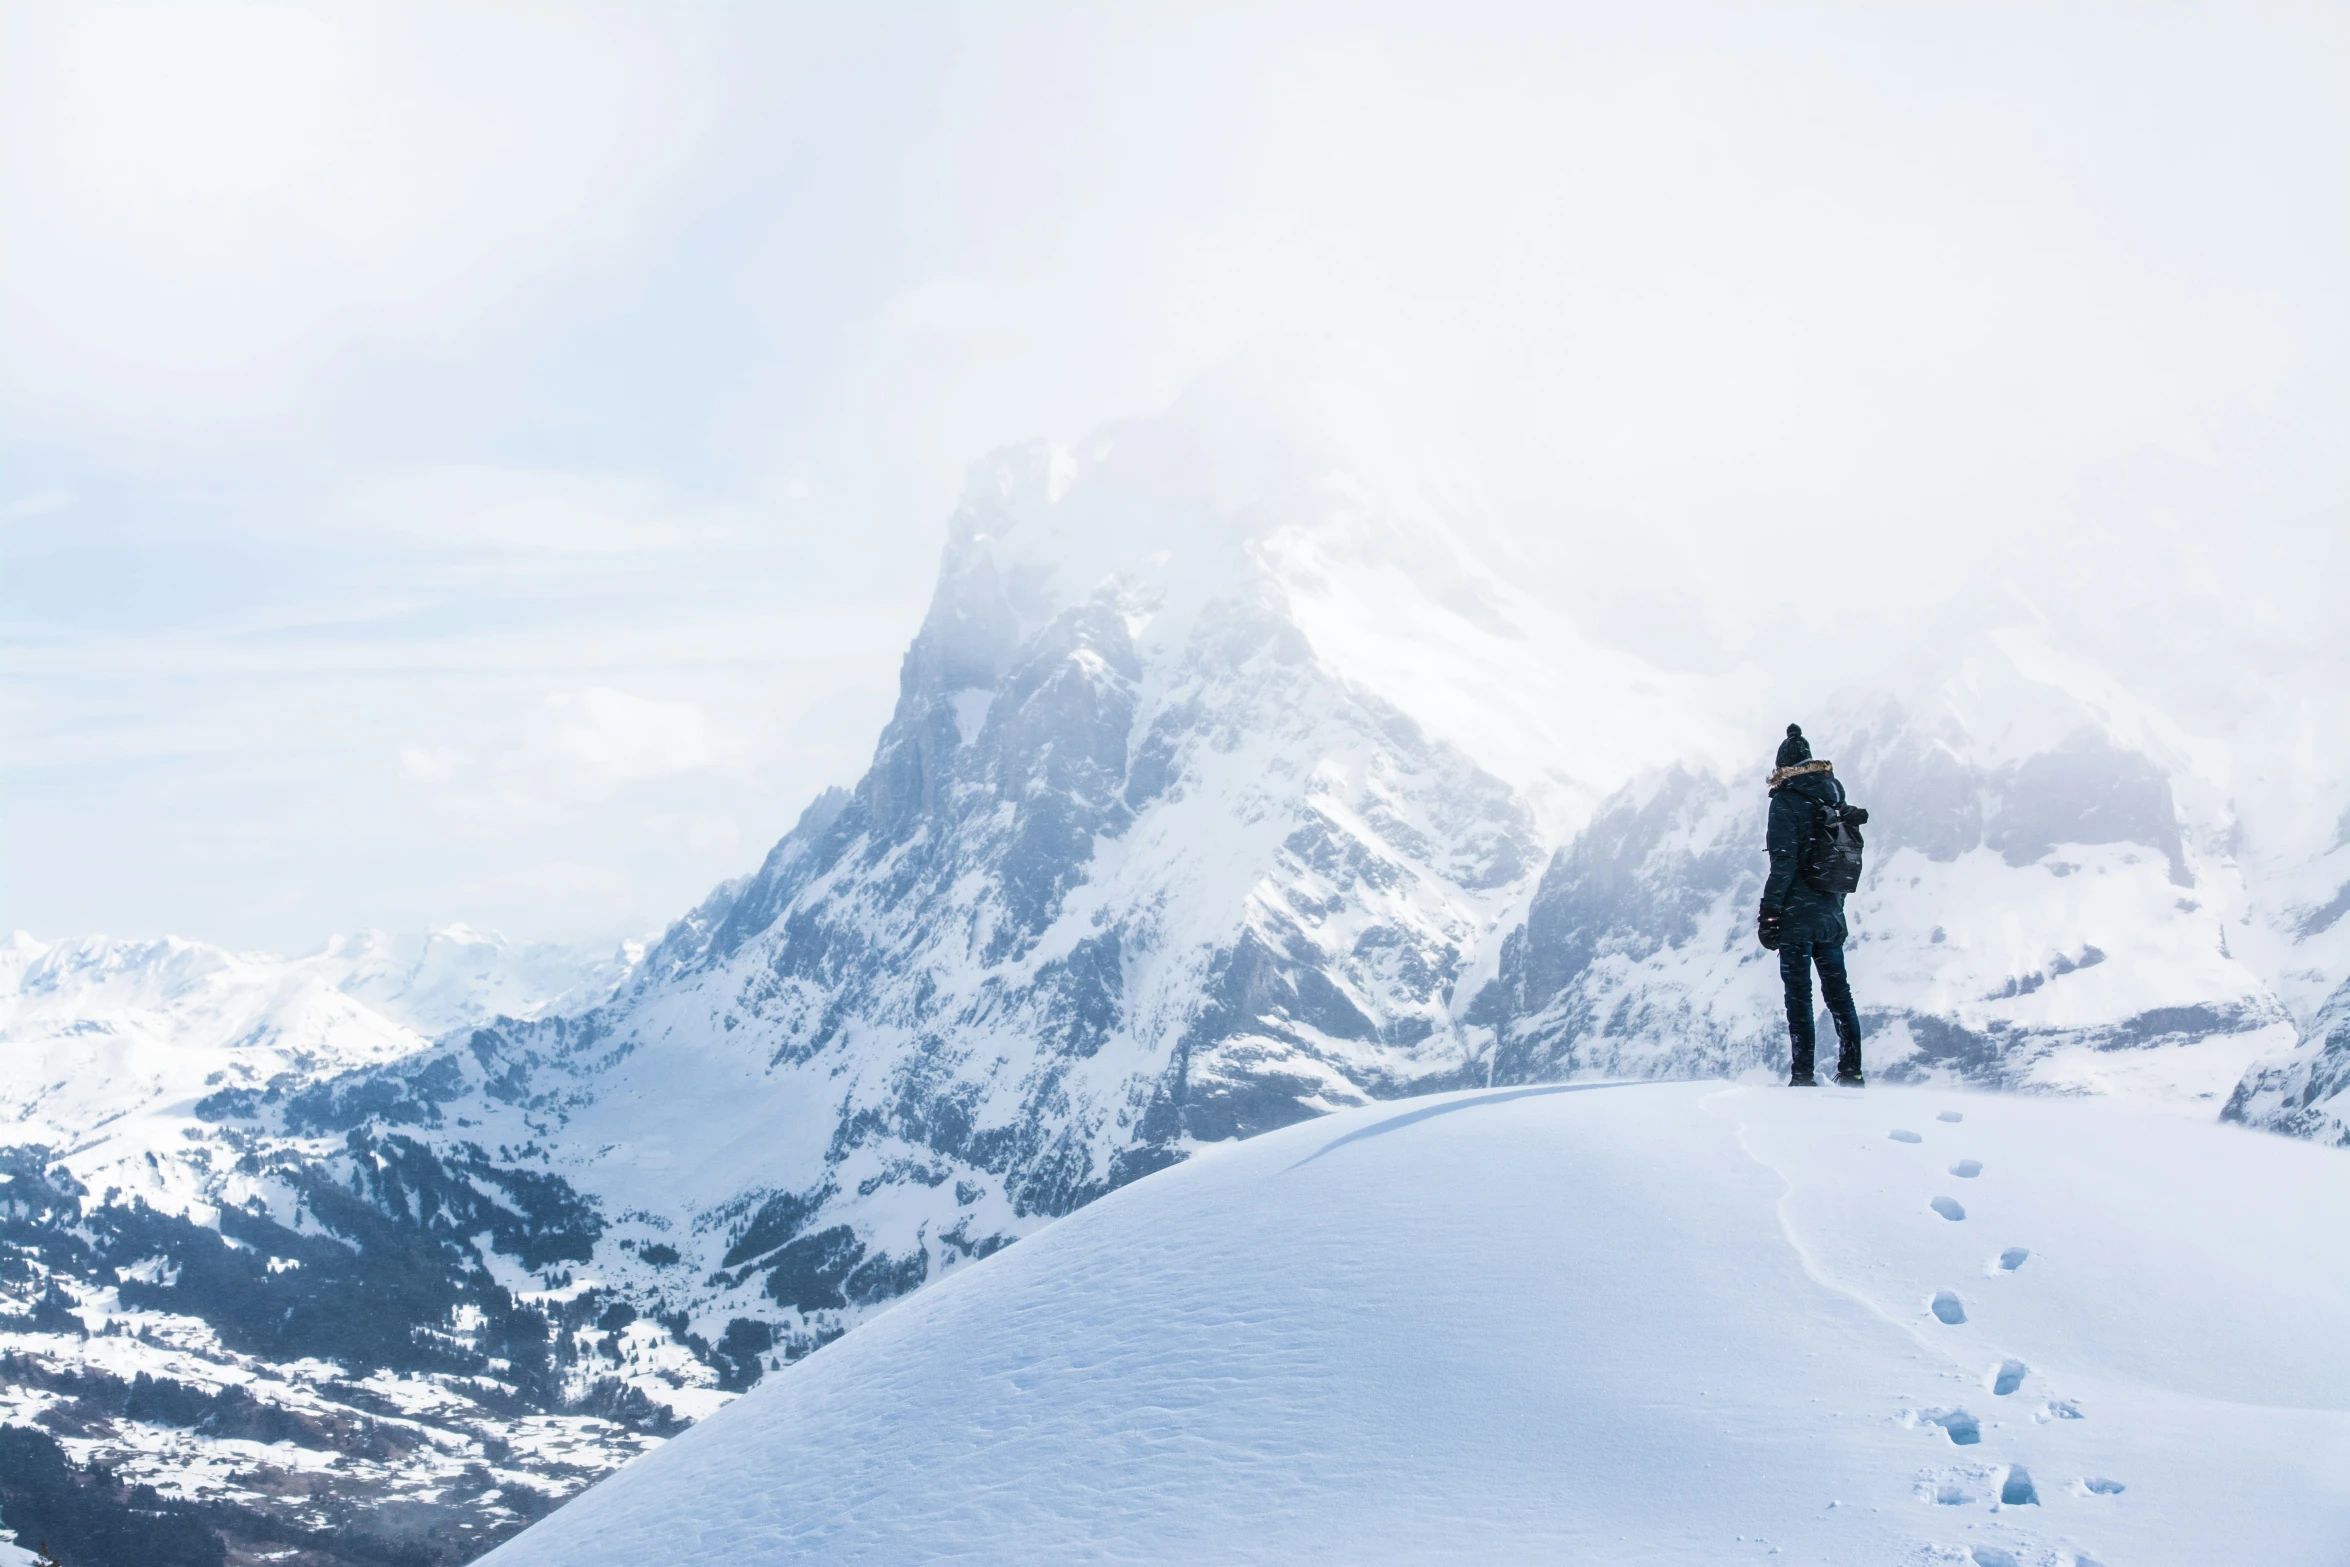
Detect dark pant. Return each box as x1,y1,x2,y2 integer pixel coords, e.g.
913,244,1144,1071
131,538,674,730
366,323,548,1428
1780,939,1862,1080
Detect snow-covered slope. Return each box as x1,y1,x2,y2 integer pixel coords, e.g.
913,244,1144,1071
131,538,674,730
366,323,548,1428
187,384,2350,1391
2225,969,2350,1145
2225,804,2350,1146
9,376,2350,1564
193,385,1574,1367
0,928,650,1566
1470,635,2301,1110
41,383,2339,1397
0,926,633,1204
481,1080,2350,1566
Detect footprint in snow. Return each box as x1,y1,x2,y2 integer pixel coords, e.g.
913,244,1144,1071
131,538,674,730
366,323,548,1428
1970,1548,2019,1567
2077,1477,2125,1496
1999,1465,2040,1506
1950,1159,1982,1178
1931,1290,1967,1324
1998,1247,2029,1271
1921,1408,1980,1444
1931,1196,1967,1221
1938,1110,1964,1123
1890,1129,1924,1143
1991,1359,2028,1396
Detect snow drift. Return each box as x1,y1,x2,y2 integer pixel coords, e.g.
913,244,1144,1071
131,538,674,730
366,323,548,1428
482,1081,2350,1567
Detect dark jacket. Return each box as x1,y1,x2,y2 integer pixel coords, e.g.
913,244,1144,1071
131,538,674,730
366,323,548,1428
1762,765,1848,946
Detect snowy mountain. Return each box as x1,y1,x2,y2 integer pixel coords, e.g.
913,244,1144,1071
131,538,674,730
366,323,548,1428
0,928,652,1566
0,926,636,1209
181,387,1579,1364
477,1082,2350,1566
6,378,2350,1563
1472,641,2301,1108
2225,969,2350,1145
2224,806,2350,1147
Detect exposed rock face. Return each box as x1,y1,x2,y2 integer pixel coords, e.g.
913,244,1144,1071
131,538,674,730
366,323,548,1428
1469,697,2296,1097
2226,974,2350,1146
317,414,1549,1350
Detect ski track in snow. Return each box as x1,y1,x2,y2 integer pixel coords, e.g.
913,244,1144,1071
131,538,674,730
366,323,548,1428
482,1083,2350,1566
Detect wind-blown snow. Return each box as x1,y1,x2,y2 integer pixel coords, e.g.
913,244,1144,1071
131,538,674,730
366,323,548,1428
483,1081,2350,1566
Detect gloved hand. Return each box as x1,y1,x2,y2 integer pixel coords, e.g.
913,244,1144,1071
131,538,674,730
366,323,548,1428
1756,911,1783,951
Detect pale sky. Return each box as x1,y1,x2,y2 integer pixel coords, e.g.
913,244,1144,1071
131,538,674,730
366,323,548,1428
4,1,2345,951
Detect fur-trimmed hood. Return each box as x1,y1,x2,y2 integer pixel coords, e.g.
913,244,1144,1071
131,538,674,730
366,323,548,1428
1767,758,1833,792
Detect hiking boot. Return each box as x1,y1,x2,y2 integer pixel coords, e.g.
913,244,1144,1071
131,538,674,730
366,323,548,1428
1788,1073,1820,1087
1834,1070,1866,1087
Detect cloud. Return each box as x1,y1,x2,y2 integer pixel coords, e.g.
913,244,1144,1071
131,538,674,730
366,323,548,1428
397,746,466,784
0,1,716,444
449,858,639,919
644,811,745,857
1,488,76,524
398,686,741,816
534,688,732,786
340,465,731,556
882,275,1005,342
6,2,2343,953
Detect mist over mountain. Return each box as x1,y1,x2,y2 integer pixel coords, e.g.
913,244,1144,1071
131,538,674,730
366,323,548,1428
8,4,2348,1561
6,376,2348,1564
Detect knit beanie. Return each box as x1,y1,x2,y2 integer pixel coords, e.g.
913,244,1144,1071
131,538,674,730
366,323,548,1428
1775,724,1812,769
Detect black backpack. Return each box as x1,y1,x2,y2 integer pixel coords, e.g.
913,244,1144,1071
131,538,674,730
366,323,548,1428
1801,779,1869,896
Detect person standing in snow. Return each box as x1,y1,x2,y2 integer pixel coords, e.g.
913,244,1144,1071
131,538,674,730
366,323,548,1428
1757,724,1866,1087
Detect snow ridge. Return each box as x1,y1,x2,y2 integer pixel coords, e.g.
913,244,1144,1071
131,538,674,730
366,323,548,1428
478,1084,2350,1567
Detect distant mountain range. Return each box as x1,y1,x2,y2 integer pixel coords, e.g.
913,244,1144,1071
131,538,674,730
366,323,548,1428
6,377,2348,1566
